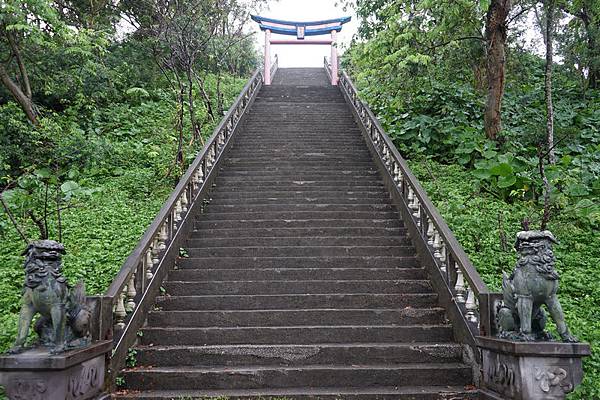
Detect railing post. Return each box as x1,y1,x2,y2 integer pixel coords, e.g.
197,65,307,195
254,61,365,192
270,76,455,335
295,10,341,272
264,29,271,85
331,30,338,85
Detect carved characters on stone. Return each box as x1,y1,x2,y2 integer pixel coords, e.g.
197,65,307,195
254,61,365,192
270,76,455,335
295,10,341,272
67,364,100,399
489,355,515,388
7,240,91,354
535,367,573,394
6,378,47,400
496,231,578,342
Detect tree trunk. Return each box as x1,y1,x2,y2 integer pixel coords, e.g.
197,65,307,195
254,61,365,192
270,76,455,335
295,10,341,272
0,64,38,125
544,0,556,164
484,0,512,141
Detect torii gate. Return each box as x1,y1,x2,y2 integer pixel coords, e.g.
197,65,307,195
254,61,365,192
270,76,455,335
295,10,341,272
251,15,352,86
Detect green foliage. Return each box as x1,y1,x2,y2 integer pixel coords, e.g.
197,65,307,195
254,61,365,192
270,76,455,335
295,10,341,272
410,160,600,398
0,73,245,352
346,1,600,393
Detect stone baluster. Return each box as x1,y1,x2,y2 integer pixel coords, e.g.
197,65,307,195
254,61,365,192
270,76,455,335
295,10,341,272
114,290,127,330
125,273,136,312
174,199,183,223
409,189,420,221
145,249,154,281
454,266,466,303
465,285,478,323
427,219,435,246
432,230,442,258
218,131,225,148
151,237,160,265
180,191,188,213
439,243,447,274
158,223,168,251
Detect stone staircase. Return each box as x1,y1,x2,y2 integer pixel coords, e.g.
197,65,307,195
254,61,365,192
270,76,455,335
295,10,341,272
116,68,477,399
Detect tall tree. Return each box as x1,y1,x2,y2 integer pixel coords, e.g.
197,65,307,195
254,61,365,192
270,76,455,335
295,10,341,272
543,0,556,164
484,0,513,141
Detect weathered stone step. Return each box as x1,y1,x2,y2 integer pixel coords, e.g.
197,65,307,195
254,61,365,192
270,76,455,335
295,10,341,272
195,219,402,230
217,171,378,179
225,158,373,166
162,279,433,296
199,211,397,222
147,308,446,328
207,197,391,205
215,177,381,184
122,363,472,391
213,183,384,191
189,227,406,238
176,256,419,270
184,245,413,258
208,190,389,200
186,236,411,248
168,267,426,281
155,293,438,311
233,136,364,142
204,203,394,213
140,325,454,346
114,386,478,400
226,155,373,161
134,343,462,367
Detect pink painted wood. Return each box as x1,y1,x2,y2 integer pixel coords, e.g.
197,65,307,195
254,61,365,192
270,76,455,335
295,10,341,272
269,39,333,45
331,30,338,85
264,29,271,85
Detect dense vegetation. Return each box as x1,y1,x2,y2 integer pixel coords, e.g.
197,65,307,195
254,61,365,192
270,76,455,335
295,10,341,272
344,0,599,397
0,0,261,358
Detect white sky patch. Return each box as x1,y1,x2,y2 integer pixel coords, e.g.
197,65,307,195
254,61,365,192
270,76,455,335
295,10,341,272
250,0,359,67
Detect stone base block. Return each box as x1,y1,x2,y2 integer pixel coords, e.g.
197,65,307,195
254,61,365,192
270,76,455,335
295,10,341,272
0,340,111,400
477,336,590,400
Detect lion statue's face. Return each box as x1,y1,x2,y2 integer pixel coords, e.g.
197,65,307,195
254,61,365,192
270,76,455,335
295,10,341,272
23,240,66,266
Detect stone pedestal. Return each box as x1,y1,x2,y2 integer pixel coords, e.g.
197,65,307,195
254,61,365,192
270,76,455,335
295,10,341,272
477,336,590,400
0,340,111,400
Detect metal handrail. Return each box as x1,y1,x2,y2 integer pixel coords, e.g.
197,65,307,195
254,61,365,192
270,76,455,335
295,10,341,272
102,69,263,378
330,59,493,344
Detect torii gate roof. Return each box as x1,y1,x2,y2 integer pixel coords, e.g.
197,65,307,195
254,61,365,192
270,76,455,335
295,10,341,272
251,15,352,38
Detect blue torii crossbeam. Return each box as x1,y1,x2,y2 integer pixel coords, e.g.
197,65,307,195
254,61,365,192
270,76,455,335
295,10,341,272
251,15,352,85
251,15,351,39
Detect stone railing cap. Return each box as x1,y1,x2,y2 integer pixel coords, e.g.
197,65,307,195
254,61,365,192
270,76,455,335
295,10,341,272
476,336,591,357
0,340,112,371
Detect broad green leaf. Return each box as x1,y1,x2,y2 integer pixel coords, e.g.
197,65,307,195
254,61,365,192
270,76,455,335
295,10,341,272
490,163,513,177
497,175,517,188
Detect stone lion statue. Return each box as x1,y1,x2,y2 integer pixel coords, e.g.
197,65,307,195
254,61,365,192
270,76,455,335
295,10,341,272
496,231,577,342
8,240,91,354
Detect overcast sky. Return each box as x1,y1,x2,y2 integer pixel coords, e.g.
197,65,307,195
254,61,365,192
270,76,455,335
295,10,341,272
250,0,359,67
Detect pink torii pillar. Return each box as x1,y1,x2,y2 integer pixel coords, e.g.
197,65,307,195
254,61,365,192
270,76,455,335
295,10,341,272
264,29,272,86
263,33,338,86
252,15,351,86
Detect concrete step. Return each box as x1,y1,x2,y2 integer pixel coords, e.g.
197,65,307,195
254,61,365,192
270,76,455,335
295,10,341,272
155,293,439,311
207,190,390,200
121,363,472,391
147,308,447,328
212,183,385,192
189,227,407,238
162,280,433,296
114,386,478,399
214,178,382,187
140,325,455,346
195,219,402,229
183,246,414,258
204,197,392,205
176,256,419,269
168,267,426,281
134,343,463,367
186,236,411,248
203,203,394,213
